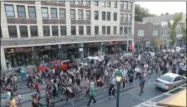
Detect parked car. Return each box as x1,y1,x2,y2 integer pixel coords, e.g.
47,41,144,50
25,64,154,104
155,73,186,91
179,65,187,77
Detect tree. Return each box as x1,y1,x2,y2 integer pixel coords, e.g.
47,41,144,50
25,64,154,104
181,18,187,44
152,38,163,48
168,13,183,47
135,4,156,22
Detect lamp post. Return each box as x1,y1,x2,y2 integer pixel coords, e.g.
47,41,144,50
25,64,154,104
115,69,123,107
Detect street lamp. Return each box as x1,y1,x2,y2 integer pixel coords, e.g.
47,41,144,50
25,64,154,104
115,69,123,107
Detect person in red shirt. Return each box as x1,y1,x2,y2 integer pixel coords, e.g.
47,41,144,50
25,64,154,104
33,80,40,94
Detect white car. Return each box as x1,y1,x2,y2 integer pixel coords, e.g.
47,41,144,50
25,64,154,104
155,73,186,90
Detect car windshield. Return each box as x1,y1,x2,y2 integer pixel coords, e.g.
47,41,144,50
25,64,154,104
159,75,173,82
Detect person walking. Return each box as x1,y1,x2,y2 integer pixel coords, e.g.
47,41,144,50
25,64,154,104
139,72,145,95
87,81,96,106
108,76,116,99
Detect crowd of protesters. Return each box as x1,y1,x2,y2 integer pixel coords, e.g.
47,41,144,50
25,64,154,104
0,47,186,107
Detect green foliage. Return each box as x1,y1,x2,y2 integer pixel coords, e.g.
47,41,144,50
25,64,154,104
181,18,187,44
135,4,156,22
168,13,183,47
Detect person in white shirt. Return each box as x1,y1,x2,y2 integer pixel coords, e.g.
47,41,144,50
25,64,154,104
108,76,116,98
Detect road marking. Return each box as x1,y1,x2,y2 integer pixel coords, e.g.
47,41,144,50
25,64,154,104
129,92,146,102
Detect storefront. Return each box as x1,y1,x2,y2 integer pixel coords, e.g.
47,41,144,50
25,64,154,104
84,43,101,56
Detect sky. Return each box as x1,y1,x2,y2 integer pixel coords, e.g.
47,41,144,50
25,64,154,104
136,2,186,15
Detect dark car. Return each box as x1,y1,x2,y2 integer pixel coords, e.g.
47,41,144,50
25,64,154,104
179,65,187,77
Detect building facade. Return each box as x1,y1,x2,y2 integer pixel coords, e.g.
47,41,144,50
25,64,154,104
134,22,160,49
1,1,135,71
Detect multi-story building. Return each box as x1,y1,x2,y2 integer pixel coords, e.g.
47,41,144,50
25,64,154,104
1,1,135,71
134,21,160,49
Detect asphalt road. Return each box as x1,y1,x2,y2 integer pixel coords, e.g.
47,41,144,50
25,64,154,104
76,81,165,107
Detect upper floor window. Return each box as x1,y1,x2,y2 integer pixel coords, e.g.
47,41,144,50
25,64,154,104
52,26,59,36
79,26,84,35
114,26,117,34
114,1,117,8
8,26,17,37
19,26,28,37
70,9,76,19
128,2,132,10
43,26,50,36
59,8,66,19
78,1,83,5
94,1,99,6
107,26,110,34
86,26,91,35
71,26,76,35
70,1,75,4
41,7,49,18
4,4,15,17
85,1,91,6
94,11,99,20
138,30,144,37
120,27,123,34
124,1,128,9
120,13,123,22
102,26,106,34
106,1,111,7
101,2,106,7
86,10,91,19
153,30,158,36
78,10,83,19
120,2,124,9
102,12,106,20
124,27,128,34
124,14,128,23
113,12,117,21
51,8,57,18
17,5,26,18
128,14,132,24
30,26,38,37
28,6,36,18
60,26,66,35
107,12,111,21
95,26,99,35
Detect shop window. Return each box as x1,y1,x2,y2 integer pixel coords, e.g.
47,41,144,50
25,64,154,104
30,26,38,37
8,26,17,37
86,26,91,35
28,6,36,18
60,26,66,35
79,26,84,35
19,26,28,37
52,26,58,36
17,5,26,18
41,7,48,18
71,26,76,35
43,26,50,36
4,4,15,17
51,8,58,18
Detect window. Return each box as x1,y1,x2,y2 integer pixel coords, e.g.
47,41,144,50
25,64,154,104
107,26,110,34
79,26,84,35
41,7,48,18
8,26,17,37
138,30,144,37
128,2,132,10
58,1,65,4
128,14,132,24
94,11,99,20
70,9,76,19
28,6,36,18
128,27,131,35
107,12,110,21
95,26,99,35
113,13,117,21
114,2,117,8
102,26,106,34
43,26,50,36
70,1,75,4
85,1,91,6
106,1,111,7
86,10,91,19
124,1,128,9
102,12,106,20
101,2,106,7
174,77,181,82
78,1,83,5
86,26,91,35
30,26,38,37
113,26,117,34
120,2,124,9
120,13,123,22
19,26,28,37
78,10,83,19
94,1,99,6
159,75,173,82
5,4,15,17
124,27,127,34
60,26,66,35
17,5,26,18
120,27,123,34
59,8,66,19
153,30,158,36
71,26,76,35
51,8,57,18
52,26,58,36
124,14,128,23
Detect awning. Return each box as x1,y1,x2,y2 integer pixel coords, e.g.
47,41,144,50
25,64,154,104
157,88,186,107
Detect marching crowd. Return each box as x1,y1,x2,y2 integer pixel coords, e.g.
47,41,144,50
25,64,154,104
0,48,186,107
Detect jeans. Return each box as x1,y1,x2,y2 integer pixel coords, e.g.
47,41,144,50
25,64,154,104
87,95,96,106
108,85,115,96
